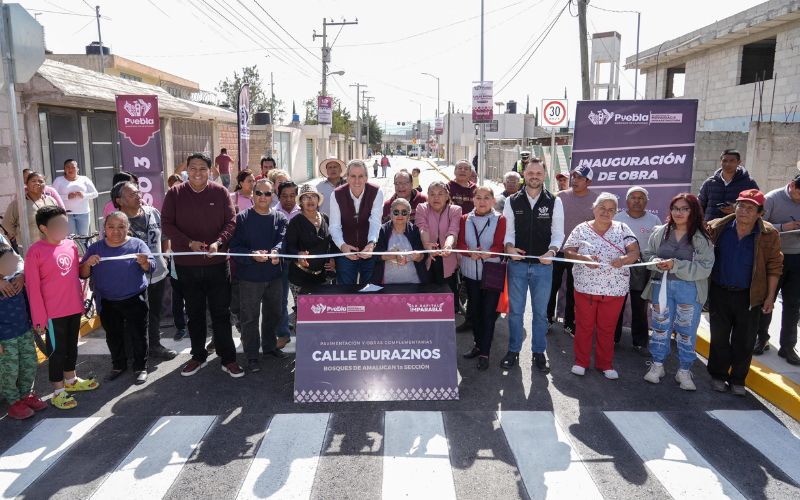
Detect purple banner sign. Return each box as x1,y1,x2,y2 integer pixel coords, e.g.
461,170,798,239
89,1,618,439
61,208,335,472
294,292,459,403
238,84,250,170
571,99,699,220
115,95,164,209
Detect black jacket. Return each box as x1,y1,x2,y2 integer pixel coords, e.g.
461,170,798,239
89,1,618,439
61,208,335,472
371,221,429,285
698,166,759,221
282,213,335,287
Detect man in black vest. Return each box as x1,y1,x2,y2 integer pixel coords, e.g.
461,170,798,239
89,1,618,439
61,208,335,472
502,158,565,372
329,159,384,284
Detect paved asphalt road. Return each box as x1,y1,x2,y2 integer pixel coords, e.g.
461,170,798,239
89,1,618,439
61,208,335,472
1,157,799,499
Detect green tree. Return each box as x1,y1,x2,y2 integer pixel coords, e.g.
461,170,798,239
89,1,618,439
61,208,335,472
216,65,278,120
362,115,383,149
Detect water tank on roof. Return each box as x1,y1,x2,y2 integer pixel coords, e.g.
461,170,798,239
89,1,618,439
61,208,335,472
506,101,517,114
85,41,110,55
254,112,271,125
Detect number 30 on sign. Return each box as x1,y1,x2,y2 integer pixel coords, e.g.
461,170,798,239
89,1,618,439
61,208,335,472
542,99,568,127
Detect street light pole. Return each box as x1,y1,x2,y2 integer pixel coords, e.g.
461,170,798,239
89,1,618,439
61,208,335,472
421,72,440,157
313,18,358,97
410,99,422,158
350,83,367,157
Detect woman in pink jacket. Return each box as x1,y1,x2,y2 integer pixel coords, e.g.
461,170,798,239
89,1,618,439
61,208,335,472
24,206,99,410
415,180,462,303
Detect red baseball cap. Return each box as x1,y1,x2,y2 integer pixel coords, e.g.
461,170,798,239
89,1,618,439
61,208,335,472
555,172,568,180
736,189,765,207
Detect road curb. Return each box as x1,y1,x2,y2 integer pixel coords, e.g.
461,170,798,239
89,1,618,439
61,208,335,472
424,159,452,182
696,324,800,421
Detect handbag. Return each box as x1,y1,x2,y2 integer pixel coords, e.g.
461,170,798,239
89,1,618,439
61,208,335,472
471,218,506,292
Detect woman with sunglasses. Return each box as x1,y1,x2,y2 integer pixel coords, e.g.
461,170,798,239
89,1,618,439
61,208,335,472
641,193,714,391
372,198,428,285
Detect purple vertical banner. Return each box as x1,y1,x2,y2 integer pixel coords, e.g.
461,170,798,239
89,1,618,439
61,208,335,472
238,84,250,171
115,95,165,209
571,99,699,221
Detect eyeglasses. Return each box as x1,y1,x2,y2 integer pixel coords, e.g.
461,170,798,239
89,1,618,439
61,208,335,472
670,206,691,214
392,209,410,216
254,190,273,197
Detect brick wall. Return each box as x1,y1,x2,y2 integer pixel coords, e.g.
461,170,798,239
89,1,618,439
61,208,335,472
692,131,749,192
643,19,800,131
218,122,239,177
745,121,800,192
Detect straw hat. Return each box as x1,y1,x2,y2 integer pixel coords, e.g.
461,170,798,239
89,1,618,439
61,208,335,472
318,157,346,177
298,183,324,206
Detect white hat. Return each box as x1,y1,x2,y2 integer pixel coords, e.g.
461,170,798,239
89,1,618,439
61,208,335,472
626,186,649,199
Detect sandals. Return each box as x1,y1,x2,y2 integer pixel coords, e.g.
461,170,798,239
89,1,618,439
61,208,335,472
51,391,78,410
64,377,100,393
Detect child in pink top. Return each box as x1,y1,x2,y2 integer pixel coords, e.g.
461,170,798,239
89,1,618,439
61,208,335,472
24,206,98,409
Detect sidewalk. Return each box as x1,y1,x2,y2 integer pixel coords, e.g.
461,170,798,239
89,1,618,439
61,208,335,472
697,297,800,420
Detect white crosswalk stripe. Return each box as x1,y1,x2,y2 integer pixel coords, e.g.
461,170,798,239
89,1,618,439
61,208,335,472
237,413,330,500
0,417,101,500
0,409,797,499
606,411,745,499
90,415,215,500
708,410,800,485
382,411,457,500
500,410,602,499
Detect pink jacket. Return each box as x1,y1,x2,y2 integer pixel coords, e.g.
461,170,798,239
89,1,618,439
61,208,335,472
24,239,84,329
414,202,462,278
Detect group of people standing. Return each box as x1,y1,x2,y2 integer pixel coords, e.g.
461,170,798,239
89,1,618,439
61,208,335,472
1,145,796,420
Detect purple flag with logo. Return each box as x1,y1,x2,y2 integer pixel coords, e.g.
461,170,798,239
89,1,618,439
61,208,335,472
571,99,698,220
238,84,250,170
115,95,165,208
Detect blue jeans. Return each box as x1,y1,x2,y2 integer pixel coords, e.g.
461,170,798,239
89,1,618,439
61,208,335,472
68,213,90,236
649,279,702,369
507,261,553,353
277,266,291,338
335,256,375,285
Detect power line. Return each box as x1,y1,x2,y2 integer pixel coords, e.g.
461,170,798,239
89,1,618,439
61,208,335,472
147,0,172,19
213,0,312,76
28,8,111,20
495,0,571,96
495,0,564,85
234,0,320,74
252,0,320,61
588,3,640,14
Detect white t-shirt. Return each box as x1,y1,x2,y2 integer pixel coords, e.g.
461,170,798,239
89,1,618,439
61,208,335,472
613,210,662,249
564,220,637,297
52,175,99,215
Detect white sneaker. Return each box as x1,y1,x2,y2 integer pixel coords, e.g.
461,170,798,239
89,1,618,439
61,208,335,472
643,363,665,384
571,365,586,376
675,369,696,391
603,369,619,380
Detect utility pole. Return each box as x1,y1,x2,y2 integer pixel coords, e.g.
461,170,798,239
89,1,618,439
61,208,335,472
577,0,590,99
363,93,374,157
446,101,451,165
478,0,486,185
634,11,641,99
350,83,366,157
95,5,104,73
313,18,358,97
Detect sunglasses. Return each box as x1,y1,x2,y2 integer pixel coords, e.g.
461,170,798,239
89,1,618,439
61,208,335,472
254,190,273,197
392,209,410,216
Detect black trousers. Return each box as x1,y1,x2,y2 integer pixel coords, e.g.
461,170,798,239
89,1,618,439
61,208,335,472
428,256,459,310
146,278,166,346
547,254,575,328
465,278,501,356
176,262,237,365
99,293,149,372
757,253,800,350
707,282,761,385
47,313,82,383
170,275,187,330
614,290,649,348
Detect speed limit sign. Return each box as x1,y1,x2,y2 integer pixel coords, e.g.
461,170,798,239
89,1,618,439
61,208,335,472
542,99,568,127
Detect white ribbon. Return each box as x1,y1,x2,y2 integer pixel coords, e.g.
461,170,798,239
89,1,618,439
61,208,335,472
98,249,656,268
658,270,669,311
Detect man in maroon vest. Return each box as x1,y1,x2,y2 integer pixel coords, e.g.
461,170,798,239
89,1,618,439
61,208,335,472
329,159,385,284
